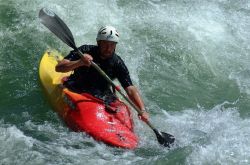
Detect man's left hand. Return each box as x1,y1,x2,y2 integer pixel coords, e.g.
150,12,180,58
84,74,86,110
138,111,149,122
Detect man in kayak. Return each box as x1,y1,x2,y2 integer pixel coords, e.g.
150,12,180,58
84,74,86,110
55,25,149,122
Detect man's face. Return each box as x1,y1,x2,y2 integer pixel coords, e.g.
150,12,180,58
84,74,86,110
98,40,117,59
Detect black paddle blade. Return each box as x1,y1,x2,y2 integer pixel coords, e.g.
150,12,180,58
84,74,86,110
39,8,77,50
153,129,175,148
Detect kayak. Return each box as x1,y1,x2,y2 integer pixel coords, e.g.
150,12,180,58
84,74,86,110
39,50,138,149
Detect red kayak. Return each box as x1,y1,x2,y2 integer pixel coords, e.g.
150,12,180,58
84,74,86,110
39,50,138,149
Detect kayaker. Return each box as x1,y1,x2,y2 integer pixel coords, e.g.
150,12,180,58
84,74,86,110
55,25,149,122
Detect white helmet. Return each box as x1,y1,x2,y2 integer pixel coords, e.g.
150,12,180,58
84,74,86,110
96,26,119,43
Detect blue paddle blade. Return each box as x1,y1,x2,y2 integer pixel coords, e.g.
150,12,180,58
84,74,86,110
39,8,77,50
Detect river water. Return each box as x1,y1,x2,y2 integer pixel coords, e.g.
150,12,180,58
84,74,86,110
0,0,250,164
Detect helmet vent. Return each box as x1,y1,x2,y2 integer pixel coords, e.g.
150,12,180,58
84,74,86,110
100,28,106,34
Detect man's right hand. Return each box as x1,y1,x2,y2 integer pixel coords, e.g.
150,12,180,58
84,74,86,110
55,54,93,73
80,53,93,67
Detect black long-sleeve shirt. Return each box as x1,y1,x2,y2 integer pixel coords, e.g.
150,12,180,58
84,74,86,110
64,45,133,101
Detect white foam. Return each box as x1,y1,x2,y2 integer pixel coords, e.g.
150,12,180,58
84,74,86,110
0,125,34,148
160,102,250,164
0,122,44,164
230,70,250,95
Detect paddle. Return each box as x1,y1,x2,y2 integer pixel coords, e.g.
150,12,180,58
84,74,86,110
39,8,175,148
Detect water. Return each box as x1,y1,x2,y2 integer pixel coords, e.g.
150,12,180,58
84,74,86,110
0,0,250,164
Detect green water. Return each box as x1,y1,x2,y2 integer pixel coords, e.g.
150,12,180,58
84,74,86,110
1,0,250,164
